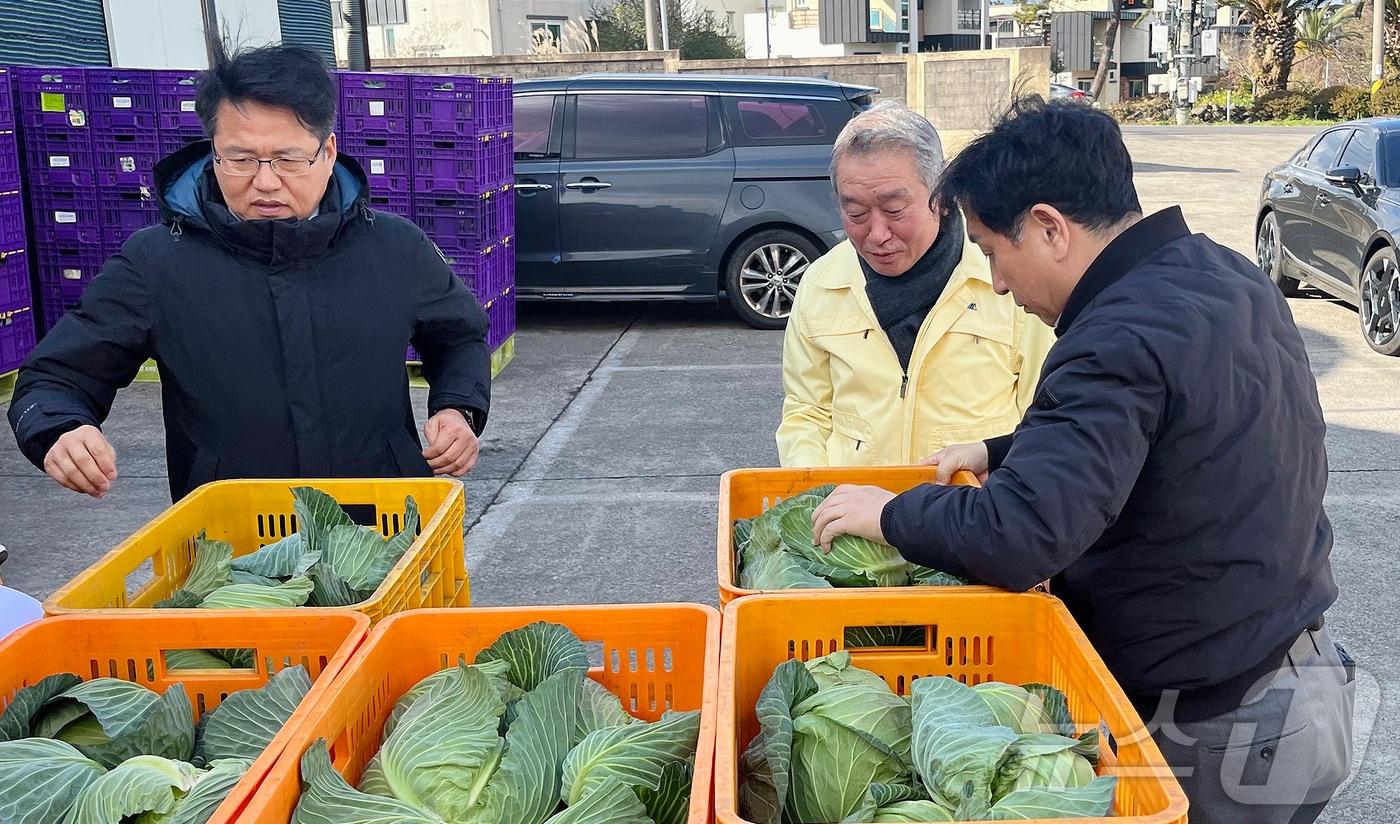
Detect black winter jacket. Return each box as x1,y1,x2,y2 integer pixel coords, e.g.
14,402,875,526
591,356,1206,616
882,208,1337,718
9,142,491,499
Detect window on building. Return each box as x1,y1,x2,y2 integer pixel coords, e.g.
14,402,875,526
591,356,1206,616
900,0,910,30
1077,79,1094,93
1126,78,1145,99
870,9,885,29
529,17,566,48
956,0,981,30
574,94,711,160
331,0,408,28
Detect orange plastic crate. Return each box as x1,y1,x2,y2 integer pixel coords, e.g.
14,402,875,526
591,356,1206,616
715,590,1188,824
718,467,993,604
241,604,722,823
0,611,369,824
44,478,468,624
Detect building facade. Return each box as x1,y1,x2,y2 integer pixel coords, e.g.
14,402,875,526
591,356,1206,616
330,0,596,61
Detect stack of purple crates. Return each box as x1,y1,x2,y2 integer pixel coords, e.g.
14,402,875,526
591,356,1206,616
0,66,37,374
404,75,514,360
16,68,104,331
11,66,515,360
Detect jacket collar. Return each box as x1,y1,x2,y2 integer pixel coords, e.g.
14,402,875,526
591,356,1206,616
822,214,992,292
154,140,370,268
1056,206,1191,335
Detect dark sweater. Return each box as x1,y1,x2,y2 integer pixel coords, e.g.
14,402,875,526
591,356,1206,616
861,209,965,372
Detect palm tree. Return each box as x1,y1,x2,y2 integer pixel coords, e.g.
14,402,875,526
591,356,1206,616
1223,0,1326,92
1295,4,1357,85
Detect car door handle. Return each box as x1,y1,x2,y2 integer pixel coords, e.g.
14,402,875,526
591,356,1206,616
515,183,553,192
565,180,612,191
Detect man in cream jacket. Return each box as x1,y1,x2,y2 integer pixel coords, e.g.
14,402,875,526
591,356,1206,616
777,101,1054,467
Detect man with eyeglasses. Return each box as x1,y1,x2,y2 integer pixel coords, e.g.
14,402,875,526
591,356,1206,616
9,45,492,501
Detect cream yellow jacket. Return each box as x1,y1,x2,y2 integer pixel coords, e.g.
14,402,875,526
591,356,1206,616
777,235,1055,467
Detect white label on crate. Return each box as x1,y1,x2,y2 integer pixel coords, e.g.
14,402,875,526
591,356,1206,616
181,100,196,112
68,110,86,127
370,159,386,175
62,267,82,279
54,211,77,224
120,156,136,173
370,101,385,116
114,96,132,109
48,155,71,168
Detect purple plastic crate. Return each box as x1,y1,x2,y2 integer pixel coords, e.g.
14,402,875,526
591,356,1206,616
0,302,37,372
88,69,157,131
0,130,19,192
156,71,202,133
450,240,512,300
342,134,410,195
0,68,13,128
23,129,95,187
339,71,410,135
17,68,90,130
368,192,413,219
37,243,104,289
30,187,101,245
411,133,509,195
0,192,24,249
410,75,492,137
486,292,515,350
99,188,159,247
406,345,420,363
0,250,29,306
94,131,160,187
412,189,512,254
158,129,205,159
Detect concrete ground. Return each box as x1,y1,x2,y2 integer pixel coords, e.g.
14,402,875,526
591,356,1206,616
1,126,1395,819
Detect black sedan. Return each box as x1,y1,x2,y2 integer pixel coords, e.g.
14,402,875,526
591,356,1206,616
1257,118,1400,355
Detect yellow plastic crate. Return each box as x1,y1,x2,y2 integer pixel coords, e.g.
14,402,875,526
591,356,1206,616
44,478,468,624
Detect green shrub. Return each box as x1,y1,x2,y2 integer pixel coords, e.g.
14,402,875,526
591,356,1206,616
1373,84,1400,116
1329,86,1373,120
1251,90,1313,121
1108,95,1174,123
1309,86,1351,119
1195,88,1254,110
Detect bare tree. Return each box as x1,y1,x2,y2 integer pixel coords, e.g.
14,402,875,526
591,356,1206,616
1090,0,1123,100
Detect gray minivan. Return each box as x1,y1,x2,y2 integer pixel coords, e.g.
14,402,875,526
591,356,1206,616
512,73,876,328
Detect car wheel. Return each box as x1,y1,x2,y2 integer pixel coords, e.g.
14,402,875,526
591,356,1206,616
1359,246,1400,356
724,230,821,330
1257,211,1300,297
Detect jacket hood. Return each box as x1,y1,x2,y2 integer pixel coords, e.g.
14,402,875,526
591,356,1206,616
153,140,370,266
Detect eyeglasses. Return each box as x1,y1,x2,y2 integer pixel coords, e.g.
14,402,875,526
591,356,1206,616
214,141,326,177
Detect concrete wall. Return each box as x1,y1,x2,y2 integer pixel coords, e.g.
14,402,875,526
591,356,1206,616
372,46,1052,148
369,49,678,79
678,54,912,104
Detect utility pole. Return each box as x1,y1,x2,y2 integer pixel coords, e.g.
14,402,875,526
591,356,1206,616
199,0,221,67
644,0,659,51
659,0,671,51
909,0,920,53
765,0,773,58
982,0,990,49
1375,0,1387,84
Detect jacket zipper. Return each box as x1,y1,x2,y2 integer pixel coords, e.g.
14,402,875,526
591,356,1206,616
899,373,909,400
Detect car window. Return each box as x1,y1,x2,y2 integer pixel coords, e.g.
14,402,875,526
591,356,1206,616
1306,129,1352,171
1339,129,1375,174
723,96,854,146
737,99,825,139
574,94,710,160
514,95,557,159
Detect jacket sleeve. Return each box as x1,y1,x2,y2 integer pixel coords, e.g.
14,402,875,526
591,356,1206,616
775,296,832,467
1012,313,1056,417
8,251,153,470
411,234,491,433
880,325,1165,591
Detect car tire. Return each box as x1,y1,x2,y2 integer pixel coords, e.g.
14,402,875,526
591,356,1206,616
1359,246,1400,356
724,230,822,330
1257,211,1300,297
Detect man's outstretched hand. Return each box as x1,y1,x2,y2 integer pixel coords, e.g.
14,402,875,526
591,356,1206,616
812,485,896,553
917,441,990,484
45,425,117,498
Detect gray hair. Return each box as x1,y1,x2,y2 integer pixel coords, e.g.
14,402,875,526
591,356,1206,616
830,100,946,195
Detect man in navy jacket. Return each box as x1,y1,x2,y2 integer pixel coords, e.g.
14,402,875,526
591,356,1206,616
812,98,1352,823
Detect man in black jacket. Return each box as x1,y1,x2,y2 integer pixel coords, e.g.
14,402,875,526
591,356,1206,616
8,45,490,501
812,99,1353,822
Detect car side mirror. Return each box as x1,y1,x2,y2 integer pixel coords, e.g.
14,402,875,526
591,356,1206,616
1325,166,1363,188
